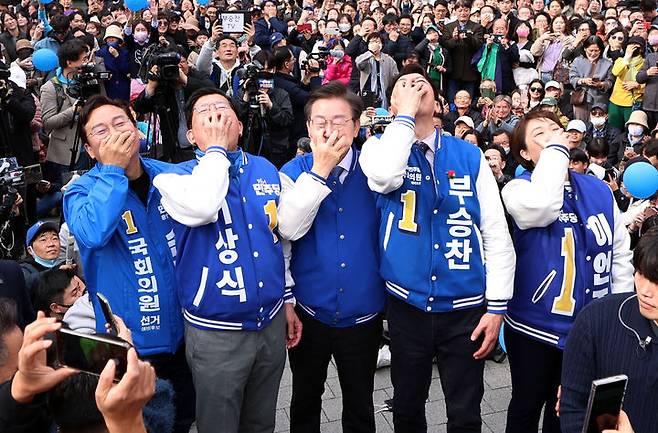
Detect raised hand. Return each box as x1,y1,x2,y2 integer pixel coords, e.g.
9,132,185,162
310,130,350,178
392,77,429,118
98,130,136,169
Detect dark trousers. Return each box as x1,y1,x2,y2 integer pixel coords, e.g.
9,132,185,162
504,328,562,433
388,295,485,433
146,344,196,433
289,308,382,433
446,79,478,105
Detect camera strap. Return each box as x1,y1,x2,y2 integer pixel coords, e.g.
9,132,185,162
51,77,67,113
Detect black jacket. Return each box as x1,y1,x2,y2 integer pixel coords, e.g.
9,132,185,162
0,81,36,167
235,86,294,168
443,108,483,135
273,72,322,146
345,35,369,93
132,70,214,162
0,260,35,329
383,32,413,67
441,21,485,82
0,379,52,433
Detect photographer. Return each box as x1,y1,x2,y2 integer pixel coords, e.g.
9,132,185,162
235,50,293,168
40,38,106,184
196,25,243,97
0,60,36,168
132,45,213,162
273,46,322,149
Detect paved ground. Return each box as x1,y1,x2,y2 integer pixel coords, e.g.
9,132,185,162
273,355,513,433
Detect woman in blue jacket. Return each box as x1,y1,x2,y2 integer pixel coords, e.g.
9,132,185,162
96,24,131,102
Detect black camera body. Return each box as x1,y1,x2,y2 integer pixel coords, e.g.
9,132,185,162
0,158,24,222
0,64,12,101
67,64,112,101
301,47,330,73
140,46,182,84
492,34,503,44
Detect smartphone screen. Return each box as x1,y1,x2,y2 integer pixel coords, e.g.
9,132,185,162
481,88,496,100
54,328,130,380
582,375,628,433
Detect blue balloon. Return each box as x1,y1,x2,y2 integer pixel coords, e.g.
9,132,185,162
623,162,658,199
40,0,54,4
374,107,389,117
197,0,210,5
32,49,59,72
124,0,148,11
514,165,525,177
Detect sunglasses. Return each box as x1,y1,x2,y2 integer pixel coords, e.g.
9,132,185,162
530,87,543,92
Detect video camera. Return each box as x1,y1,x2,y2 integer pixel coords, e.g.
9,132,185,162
140,46,182,84
0,158,23,221
301,46,330,73
236,60,276,112
371,112,394,135
66,64,112,101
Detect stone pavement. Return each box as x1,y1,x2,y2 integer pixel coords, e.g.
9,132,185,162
273,356,513,433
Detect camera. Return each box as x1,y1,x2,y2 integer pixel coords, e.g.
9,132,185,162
0,158,23,222
301,47,330,73
492,34,503,44
139,46,182,84
66,64,112,101
371,113,394,135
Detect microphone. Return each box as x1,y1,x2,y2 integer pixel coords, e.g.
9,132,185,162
640,336,652,350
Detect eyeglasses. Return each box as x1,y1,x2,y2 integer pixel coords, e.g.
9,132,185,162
530,87,543,92
309,116,353,129
89,116,133,139
609,35,624,41
193,102,230,114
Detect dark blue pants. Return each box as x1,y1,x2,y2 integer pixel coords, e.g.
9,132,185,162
289,308,382,433
388,295,485,433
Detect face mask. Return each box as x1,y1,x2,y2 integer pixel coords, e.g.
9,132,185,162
134,31,149,43
628,125,644,136
516,27,530,38
590,115,606,127
107,41,119,48
330,48,345,59
649,34,658,46
339,23,351,33
368,42,381,52
32,254,59,268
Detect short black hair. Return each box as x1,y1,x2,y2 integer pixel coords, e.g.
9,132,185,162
365,32,383,43
0,298,18,366
484,144,506,161
185,87,238,129
76,31,96,51
382,13,399,25
634,227,658,283
273,46,293,70
217,34,238,46
570,148,589,163
57,38,88,69
47,374,104,432
642,138,658,158
33,268,77,315
360,16,377,28
304,81,364,123
583,35,605,52
386,63,439,103
79,95,136,145
586,138,609,159
50,13,70,33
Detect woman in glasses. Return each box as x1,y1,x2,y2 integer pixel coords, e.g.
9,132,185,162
501,109,634,433
527,78,545,110
603,27,627,62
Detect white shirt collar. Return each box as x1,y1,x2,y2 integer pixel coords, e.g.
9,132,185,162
337,147,353,172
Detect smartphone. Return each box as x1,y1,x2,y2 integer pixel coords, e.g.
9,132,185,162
581,375,628,433
64,234,75,265
96,292,119,336
51,327,131,380
23,163,43,185
297,23,312,32
325,27,340,36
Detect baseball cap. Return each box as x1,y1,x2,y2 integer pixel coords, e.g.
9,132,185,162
590,103,608,113
26,221,59,247
566,119,587,133
539,96,558,106
545,80,562,90
455,115,475,129
270,32,285,48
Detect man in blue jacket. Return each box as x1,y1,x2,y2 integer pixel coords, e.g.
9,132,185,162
360,65,516,433
63,95,194,433
152,87,302,433
278,82,386,433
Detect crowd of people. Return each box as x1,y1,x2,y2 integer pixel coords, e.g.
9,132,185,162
0,0,658,432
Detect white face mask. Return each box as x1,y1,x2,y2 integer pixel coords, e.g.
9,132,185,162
590,115,606,127
628,124,644,136
339,23,351,33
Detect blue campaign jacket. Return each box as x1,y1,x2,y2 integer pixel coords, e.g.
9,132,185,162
376,133,491,313
171,150,288,331
63,159,183,356
281,149,386,327
505,171,616,349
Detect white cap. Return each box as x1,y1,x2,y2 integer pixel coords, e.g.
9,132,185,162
567,119,587,133
545,80,562,90
455,115,475,129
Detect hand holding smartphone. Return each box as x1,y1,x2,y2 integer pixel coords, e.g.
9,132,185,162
582,375,628,433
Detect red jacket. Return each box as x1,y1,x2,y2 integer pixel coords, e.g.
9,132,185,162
323,54,352,85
